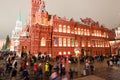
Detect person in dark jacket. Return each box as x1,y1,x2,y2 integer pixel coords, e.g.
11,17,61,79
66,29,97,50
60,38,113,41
36,64,43,80
11,68,17,80
90,64,95,74
69,68,73,80
22,68,29,80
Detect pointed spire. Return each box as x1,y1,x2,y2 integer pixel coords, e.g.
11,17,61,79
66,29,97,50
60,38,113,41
39,0,45,12
17,12,22,21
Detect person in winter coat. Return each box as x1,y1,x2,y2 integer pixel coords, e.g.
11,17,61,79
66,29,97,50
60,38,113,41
45,62,49,76
69,68,73,80
61,65,66,76
22,68,29,80
11,68,17,80
36,63,43,80
90,64,95,74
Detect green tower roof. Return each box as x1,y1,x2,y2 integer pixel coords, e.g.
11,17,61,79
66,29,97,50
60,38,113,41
17,12,22,21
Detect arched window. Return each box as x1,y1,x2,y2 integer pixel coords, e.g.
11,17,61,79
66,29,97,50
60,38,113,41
84,29,86,35
75,40,78,47
68,51,70,55
78,28,80,35
59,24,62,32
75,28,77,34
81,29,83,35
63,38,66,46
41,37,46,46
67,26,70,33
63,25,66,33
59,37,62,46
72,38,74,47
67,38,70,47
87,29,90,36
88,41,90,47
54,37,58,46
63,52,66,55
82,40,85,47
59,52,62,55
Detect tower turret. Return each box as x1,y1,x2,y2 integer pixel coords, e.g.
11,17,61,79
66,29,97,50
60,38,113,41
16,12,22,28
30,0,41,25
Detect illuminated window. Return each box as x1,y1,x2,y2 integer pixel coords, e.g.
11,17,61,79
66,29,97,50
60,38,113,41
59,25,62,32
82,40,85,47
92,40,95,47
63,38,66,46
78,28,80,35
72,38,74,47
68,51,70,55
59,52,62,55
59,37,62,46
81,29,83,35
103,32,106,37
75,28,77,34
97,31,99,36
84,29,86,35
98,41,100,47
102,42,105,47
88,41,90,47
54,37,58,46
87,30,90,36
67,38,70,47
99,31,101,37
63,25,66,33
41,37,46,46
67,26,70,33
95,40,98,47
63,52,66,55
75,40,78,47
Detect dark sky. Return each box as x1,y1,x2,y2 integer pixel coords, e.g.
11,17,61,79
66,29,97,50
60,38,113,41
0,0,120,39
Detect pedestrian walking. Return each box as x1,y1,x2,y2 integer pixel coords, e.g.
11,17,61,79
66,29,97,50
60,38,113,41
61,65,66,76
90,64,95,74
69,68,73,80
22,68,29,80
49,71,60,80
11,68,17,80
45,62,49,76
36,63,43,80
107,60,110,67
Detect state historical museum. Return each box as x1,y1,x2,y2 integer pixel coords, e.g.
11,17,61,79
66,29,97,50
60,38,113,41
16,0,115,57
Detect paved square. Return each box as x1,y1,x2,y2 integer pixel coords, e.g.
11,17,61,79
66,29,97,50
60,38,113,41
75,75,106,80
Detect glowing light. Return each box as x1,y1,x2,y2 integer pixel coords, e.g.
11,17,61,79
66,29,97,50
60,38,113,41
68,51,70,55
59,52,62,55
63,52,66,55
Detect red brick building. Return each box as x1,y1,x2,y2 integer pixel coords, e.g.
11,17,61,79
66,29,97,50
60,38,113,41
17,0,115,57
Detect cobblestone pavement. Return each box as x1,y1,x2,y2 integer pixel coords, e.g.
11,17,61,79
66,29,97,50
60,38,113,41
74,75,105,80
75,60,120,80
1,58,120,80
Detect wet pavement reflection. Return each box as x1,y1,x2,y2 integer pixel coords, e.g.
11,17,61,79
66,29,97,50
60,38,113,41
1,58,120,80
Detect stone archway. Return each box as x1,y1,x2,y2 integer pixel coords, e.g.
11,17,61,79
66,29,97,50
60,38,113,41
22,46,27,53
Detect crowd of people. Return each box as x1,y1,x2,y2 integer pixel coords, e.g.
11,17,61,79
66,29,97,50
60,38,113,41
0,51,119,80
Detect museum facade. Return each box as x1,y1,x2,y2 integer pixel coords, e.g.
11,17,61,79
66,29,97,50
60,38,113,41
14,0,115,57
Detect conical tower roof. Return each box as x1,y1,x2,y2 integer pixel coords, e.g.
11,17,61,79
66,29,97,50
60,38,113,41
17,12,22,21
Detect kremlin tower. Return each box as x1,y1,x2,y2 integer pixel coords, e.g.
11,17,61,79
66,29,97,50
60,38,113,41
10,13,22,51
